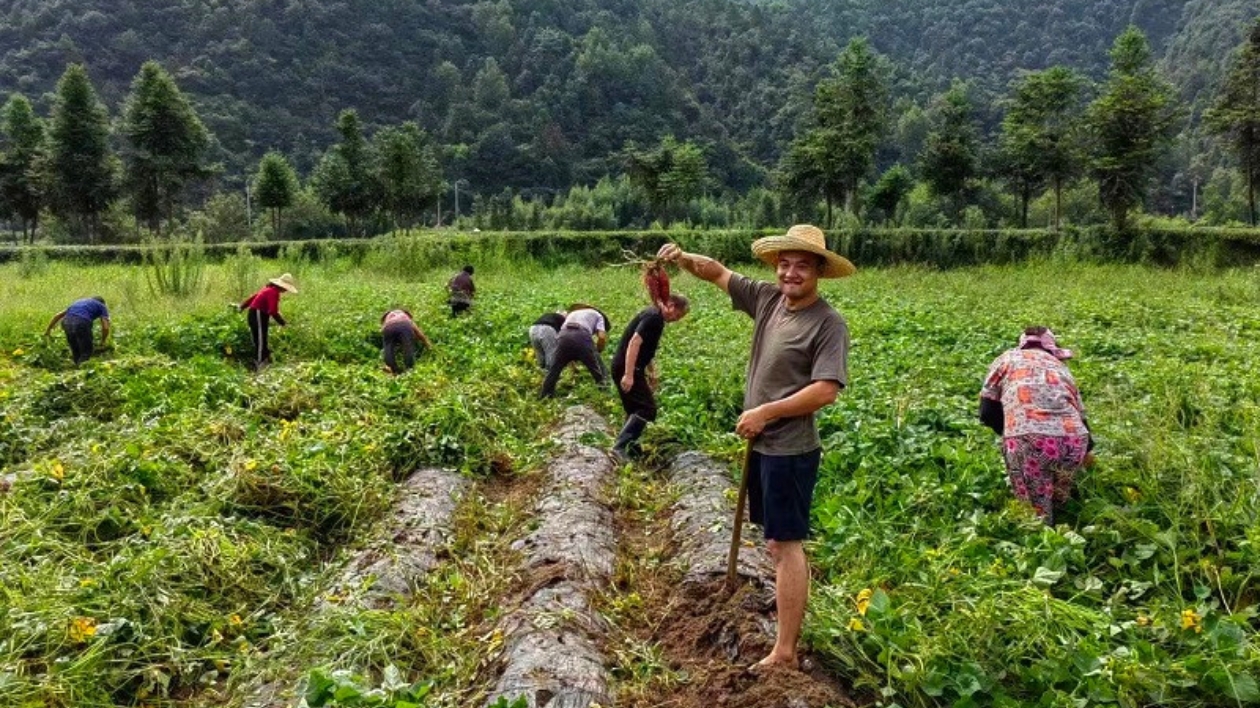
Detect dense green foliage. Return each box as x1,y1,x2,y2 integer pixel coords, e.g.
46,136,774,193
0,0,1253,189
1,252,1257,705
2,3,1260,242
1205,20,1260,227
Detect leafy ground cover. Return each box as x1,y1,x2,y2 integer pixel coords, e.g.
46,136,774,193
1,252,1257,707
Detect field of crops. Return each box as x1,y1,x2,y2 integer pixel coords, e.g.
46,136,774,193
1,250,1258,707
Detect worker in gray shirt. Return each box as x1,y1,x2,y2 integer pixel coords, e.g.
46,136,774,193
658,224,853,671
539,305,610,398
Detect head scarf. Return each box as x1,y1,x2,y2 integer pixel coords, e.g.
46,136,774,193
1019,329,1073,360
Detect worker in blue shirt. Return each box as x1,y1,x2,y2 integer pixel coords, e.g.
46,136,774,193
44,296,111,365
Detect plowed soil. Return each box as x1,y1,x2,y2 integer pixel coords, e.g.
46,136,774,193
606,472,854,708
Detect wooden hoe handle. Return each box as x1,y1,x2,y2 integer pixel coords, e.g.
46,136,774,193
726,439,754,591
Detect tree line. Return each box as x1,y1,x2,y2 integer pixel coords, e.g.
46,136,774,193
4,21,1260,244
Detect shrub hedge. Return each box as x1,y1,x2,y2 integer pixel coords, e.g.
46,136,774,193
5,226,1260,269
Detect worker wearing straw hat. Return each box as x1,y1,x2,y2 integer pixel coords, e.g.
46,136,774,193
657,224,852,671
239,273,298,370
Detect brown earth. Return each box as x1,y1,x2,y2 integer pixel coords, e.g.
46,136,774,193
650,577,852,708
604,465,853,708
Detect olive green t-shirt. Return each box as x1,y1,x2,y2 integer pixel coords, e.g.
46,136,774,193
728,273,849,455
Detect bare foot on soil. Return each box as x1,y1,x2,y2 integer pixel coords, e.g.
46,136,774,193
751,652,799,673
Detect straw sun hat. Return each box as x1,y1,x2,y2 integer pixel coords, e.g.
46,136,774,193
269,273,299,293
751,224,856,278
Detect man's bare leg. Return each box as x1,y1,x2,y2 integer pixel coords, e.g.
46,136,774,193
757,539,808,668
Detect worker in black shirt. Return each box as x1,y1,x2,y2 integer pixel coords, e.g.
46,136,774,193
528,309,566,370
610,293,689,460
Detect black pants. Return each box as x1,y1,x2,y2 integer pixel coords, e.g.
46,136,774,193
611,361,657,421
247,309,271,367
540,329,606,397
382,322,417,374
62,315,93,365
449,294,471,318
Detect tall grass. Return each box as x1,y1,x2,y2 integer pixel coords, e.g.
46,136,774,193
143,233,208,298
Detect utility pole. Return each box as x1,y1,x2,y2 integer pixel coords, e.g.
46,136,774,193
454,178,470,224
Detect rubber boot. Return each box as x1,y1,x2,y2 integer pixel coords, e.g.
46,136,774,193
611,414,649,462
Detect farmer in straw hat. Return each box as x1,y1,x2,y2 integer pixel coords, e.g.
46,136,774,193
239,273,298,370
657,224,853,671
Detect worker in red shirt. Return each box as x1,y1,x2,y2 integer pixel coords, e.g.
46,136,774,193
239,273,298,370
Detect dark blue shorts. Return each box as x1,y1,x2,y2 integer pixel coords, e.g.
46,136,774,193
747,448,821,542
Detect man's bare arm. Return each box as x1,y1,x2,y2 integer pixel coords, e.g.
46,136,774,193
620,332,643,392
656,243,732,293
44,310,66,336
734,380,841,439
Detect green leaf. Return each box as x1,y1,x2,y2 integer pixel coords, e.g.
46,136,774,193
1230,674,1260,703
923,669,948,697
382,664,406,693
868,588,891,616
304,670,336,706
1032,566,1063,587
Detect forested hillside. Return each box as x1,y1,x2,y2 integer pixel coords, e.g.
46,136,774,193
0,0,1256,193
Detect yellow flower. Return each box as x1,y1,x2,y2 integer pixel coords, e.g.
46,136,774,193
855,588,873,616
847,617,866,632
243,459,258,472
69,616,97,643
11,348,23,357
1123,487,1141,503
1180,608,1202,632
229,613,243,627
224,345,233,355
50,461,65,481
79,578,96,588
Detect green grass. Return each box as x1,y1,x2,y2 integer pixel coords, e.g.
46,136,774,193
1,254,1258,706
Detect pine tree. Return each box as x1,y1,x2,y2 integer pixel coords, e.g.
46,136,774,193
920,80,980,223
998,67,1086,228
312,110,380,236
374,122,442,232
253,151,299,239
780,38,887,225
121,61,213,234
1086,27,1180,233
1206,19,1260,226
0,94,47,244
624,135,708,226
48,64,117,243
